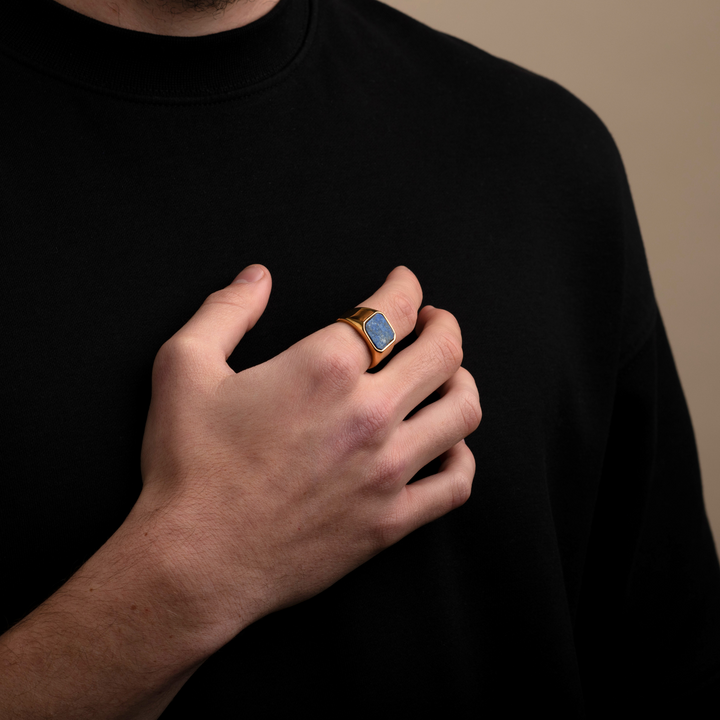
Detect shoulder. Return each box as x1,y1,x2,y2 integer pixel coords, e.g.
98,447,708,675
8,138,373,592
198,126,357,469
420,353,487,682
325,0,656,358
328,0,621,169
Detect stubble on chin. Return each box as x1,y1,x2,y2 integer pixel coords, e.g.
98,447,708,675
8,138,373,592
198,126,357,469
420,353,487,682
144,0,248,14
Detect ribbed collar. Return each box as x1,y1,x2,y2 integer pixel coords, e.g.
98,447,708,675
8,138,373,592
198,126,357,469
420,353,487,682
0,0,313,100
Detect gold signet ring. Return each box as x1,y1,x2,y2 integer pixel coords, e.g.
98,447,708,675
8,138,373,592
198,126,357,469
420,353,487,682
336,308,397,369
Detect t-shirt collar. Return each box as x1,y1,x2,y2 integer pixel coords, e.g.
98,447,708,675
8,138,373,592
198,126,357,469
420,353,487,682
0,0,312,100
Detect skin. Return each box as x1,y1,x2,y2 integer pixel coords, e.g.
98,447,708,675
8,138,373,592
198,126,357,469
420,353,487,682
54,0,282,36
0,265,481,718
3,7,482,719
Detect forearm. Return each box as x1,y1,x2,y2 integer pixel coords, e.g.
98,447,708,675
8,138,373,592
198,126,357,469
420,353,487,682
0,266,479,717
0,496,238,720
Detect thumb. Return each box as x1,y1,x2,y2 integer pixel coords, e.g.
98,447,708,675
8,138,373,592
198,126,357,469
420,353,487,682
175,265,272,363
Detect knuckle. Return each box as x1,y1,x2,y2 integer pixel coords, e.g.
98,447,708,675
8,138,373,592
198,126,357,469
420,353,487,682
367,451,408,493
450,471,473,510
389,289,417,330
430,328,464,375
153,335,204,382
431,307,460,328
311,343,357,392
457,389,482,434
204,286,251,312
393,266,423,303
343,398,392,450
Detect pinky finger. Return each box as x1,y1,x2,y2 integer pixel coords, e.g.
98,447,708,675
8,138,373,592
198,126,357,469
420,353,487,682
391,440,476,541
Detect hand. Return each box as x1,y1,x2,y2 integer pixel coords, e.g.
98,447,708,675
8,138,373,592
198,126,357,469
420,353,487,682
139,265,481,639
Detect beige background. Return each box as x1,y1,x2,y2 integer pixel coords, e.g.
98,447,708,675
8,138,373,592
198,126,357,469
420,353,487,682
384,0,720,549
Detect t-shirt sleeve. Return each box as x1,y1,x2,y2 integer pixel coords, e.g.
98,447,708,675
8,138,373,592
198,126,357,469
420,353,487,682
576,305,720,714
549,99,720,711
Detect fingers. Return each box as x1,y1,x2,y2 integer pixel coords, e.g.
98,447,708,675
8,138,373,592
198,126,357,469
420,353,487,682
394,366,482,475
169,265,273,365
370,367,480,546
379,305,463,420
385,440,476,544
329,266,423,375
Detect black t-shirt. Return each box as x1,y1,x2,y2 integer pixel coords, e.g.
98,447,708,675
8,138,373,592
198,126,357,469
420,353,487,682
1,0,718,715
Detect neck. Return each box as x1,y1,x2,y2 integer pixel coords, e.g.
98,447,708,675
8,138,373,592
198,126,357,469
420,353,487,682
52,0,281,36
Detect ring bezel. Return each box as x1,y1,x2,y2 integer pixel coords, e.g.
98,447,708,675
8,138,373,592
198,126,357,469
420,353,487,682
336,307,397,368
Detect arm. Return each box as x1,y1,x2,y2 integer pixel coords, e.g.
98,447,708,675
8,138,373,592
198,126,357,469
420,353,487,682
0,503,213,720
575,308,720,715
0,265,481,719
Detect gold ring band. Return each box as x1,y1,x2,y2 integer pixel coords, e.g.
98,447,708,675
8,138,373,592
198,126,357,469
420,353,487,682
336,307,397,369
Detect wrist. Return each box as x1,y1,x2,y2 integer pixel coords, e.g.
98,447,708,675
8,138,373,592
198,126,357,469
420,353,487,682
123,488,263,655
0,492,237,718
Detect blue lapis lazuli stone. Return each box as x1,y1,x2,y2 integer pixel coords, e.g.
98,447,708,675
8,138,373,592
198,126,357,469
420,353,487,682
365,312,395,352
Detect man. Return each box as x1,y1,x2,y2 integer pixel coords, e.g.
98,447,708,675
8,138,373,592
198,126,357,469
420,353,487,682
0,0,718,717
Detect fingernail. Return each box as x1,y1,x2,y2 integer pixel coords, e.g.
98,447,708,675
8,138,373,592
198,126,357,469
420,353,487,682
232,265,265,284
